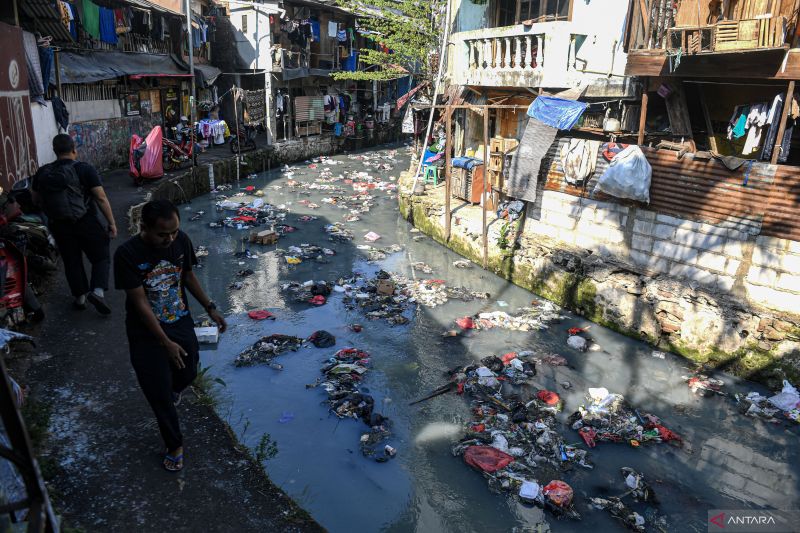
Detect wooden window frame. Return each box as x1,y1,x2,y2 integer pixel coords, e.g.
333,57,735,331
514,0,573,24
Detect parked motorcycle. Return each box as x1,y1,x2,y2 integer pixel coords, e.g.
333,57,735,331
230,124,257,153
163,126,198,171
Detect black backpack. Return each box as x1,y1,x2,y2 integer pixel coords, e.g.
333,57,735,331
38,162,87,223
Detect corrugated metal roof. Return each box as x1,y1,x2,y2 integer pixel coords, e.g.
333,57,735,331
540,139,788,237
20,0,74,43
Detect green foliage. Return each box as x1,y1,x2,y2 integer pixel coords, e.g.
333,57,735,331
332,0,442,83
193,364,227,407
254,432,278,463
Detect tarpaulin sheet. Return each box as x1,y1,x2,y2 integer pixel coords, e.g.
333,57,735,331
526,96,588,130
194,63,222,87
50,51,189,84
281,67,333,81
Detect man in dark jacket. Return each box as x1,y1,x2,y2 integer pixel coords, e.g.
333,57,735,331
114,200,226,472
31,134,117,314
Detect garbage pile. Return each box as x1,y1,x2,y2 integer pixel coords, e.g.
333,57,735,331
568,388,682,448
324,223,354,242
681,371,725,397
234,334,305,367
589,467,660,531
356,243,404,262
454,301,564,333
309,347,396,462
281,280,333,306
212,196,289,230
446,352,590,520
736,380,800,423
279,244,336,264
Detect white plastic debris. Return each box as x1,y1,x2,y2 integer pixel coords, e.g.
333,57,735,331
194,326,219,344
651,351,666,359
519,481,540,501
768,380,800,411
364,231,381,242
567,335,588,352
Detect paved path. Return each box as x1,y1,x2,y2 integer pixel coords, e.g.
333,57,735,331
22,147,321,531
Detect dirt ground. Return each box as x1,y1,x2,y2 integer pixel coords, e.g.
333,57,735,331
10,148,323,532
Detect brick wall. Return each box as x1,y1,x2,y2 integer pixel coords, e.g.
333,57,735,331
524,190,800,315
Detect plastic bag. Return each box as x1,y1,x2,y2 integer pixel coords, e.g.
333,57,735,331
542,480,573,508
463,445,514,473
768,380,800,411
129,126,163,179
594,145,651,203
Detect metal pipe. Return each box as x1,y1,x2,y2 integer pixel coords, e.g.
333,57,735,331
482,105,489,269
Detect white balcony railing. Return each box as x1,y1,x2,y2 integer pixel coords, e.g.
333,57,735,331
464,32,543,73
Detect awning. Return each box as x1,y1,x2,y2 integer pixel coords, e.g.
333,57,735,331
282,68,333,81
194,64,222,87
51,52,189,84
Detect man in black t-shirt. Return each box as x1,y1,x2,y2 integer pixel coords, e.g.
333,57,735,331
114,200,226,472
31,134,117,314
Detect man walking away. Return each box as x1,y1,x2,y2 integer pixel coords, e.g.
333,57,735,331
31,134,117,314
114,200,226,472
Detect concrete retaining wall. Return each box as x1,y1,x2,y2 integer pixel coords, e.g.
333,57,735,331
528,190,800,315
399,184,800,387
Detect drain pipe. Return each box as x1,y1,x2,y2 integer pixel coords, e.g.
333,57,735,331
410,0,452,193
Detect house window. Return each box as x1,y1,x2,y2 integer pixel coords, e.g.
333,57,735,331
518,0,571,23
242,14,248,33
496,0,517,27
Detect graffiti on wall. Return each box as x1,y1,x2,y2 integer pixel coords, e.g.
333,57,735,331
70,114,162,171
0,22,37,192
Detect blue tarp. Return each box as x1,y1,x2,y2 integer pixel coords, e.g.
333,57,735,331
526,96,588,130
452,156,483,170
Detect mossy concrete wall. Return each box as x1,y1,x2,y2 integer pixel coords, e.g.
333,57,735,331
399,185,800,388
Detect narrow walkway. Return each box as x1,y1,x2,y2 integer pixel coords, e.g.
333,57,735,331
23,149,321,531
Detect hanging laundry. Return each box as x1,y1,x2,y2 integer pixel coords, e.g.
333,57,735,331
728,105,749,140
65,2,77,39
37,45,53,91
57,1,71,32
337,29,347,42
98,7,118,44
328,21,338,38
81,0,101,39
560,139,601,185
742,103,768,155
22,32,45,104
114,8,129,35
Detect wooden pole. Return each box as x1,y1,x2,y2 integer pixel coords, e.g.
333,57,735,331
638,78,649,145
482,107,489,269
771,80,795,165
445,105,452,241
698,84,718,152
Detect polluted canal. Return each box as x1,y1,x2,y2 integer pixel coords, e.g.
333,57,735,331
182,144,799,532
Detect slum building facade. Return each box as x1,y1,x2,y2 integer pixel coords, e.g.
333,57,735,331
406,0,800,371
1,0,223,171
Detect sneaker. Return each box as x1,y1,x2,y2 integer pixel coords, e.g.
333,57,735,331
86,292,112,315
72,300,87,311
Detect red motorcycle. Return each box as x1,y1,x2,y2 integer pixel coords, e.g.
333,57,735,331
162,126,198,171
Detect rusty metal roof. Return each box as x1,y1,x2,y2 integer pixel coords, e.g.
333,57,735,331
20,0,74,43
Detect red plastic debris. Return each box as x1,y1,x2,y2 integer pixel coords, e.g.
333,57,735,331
650,424,682,444
232,215,257,223
456,317,475,329
247,310,275,320
309,295,327,306
244,185,255,192
501,352,518,365
568,327,586,335
463,446,514,473
536,390,560,405
470,423,485,432
349,324,363,332
579,427,597,448
542,480,573,508
457,382,465,394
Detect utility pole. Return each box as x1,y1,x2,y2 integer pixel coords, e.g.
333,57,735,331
185,0,197,167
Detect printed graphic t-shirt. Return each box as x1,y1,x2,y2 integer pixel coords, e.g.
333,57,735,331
114,231,198,334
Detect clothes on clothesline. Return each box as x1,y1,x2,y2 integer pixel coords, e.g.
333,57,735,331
81,0,100,40
742,103,768,156
197,119,229,145
98,7,118,44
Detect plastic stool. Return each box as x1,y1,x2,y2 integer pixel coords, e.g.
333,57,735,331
423,165,440,186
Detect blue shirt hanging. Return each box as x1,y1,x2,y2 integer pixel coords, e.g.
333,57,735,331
98,7,118,44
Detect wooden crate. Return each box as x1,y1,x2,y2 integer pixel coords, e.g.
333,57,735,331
488,168,503,190
490,137,504,153
501,138,519,152
488,152,504,172
715,19,760,51
250,229,278,245
451,165,485,204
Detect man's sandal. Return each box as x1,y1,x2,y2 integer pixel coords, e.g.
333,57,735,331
163,452,184,472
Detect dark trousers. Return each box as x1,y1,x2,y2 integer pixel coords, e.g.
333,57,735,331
49,215,110,298
129,319,199,451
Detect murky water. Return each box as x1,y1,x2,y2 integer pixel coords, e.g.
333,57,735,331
184,144,799,532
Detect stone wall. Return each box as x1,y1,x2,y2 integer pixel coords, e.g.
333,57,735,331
527,190,800,316
399,184,800,387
